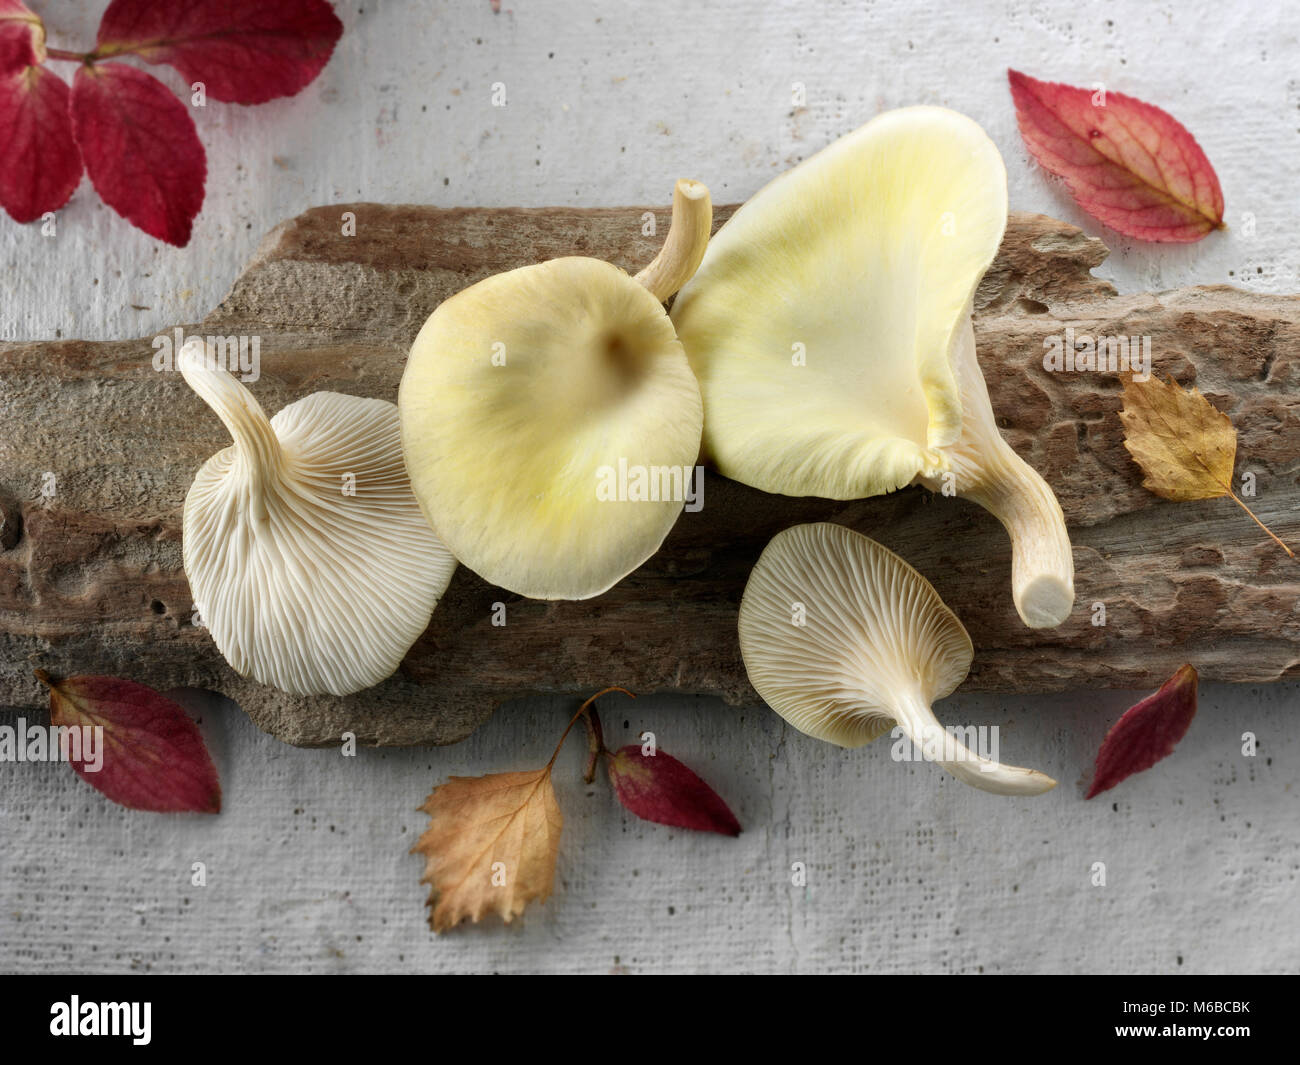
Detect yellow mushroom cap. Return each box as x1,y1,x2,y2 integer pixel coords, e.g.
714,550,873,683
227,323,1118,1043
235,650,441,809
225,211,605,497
671,105,1008,500
673,109,1074,631
399,256,704,600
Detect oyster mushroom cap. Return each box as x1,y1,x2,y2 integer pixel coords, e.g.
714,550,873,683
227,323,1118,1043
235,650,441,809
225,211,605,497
180,339,457,697
400,192,709,600
738,522,1056,796
672,106,1074,628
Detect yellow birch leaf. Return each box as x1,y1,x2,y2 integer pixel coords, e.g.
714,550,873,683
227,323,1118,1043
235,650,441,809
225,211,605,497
1119,375,1293,557
1118,375,1235,501
412,767,562,932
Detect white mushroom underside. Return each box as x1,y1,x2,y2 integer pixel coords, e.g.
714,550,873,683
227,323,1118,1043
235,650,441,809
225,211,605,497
739,522,973,748
739,523,1056,795
184,391,457,696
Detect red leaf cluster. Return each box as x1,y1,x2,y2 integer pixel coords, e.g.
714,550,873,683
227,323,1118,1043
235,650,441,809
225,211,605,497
0,0,342,244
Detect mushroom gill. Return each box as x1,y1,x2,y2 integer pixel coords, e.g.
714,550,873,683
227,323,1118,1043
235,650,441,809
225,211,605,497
738,522,1057,796
179,338,457,696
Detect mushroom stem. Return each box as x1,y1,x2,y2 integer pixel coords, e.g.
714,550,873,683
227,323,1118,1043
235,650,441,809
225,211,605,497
890,688,1058,796
178,339,283,525
960,438,1076,629
633,178,712,302
920,319,1075,629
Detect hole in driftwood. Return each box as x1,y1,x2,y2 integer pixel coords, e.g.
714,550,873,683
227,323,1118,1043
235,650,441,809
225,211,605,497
1015,297,1050,315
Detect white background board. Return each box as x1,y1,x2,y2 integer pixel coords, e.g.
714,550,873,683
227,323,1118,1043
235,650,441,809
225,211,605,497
2,0,1297,974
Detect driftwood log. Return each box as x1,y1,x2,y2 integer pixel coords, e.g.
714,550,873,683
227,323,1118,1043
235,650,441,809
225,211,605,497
1,206,1297,747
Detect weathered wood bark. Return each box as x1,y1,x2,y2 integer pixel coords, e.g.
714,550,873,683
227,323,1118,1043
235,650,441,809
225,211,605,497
1,206,1297,747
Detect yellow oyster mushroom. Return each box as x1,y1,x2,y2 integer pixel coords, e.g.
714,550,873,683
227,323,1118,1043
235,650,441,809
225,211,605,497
401,180,711,600
672,106,1074,629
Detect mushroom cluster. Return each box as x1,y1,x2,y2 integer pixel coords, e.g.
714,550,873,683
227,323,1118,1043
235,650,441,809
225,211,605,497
179,181,714,697
178,103,1076,795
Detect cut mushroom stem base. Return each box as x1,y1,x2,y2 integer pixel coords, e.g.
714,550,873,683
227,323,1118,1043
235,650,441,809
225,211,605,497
918,319,1075,630
957,442,1076,630
891,688,1058,797
633,178,712,303
923,430,1076,629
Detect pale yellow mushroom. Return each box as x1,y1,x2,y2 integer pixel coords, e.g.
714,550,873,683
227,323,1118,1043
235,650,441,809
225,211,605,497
672,107,1074,628
400,180,712,600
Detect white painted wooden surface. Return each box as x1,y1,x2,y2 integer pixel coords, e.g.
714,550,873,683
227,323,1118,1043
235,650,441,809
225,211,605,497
2,0,1297,974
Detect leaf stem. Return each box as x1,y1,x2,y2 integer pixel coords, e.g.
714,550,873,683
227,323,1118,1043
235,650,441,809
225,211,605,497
580,705,606,784
548,687,633,770
1226,490,1295,559
44,48,92,63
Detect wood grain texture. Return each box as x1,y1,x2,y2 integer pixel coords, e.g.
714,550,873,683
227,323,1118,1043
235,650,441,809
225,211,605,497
1,205,1297,747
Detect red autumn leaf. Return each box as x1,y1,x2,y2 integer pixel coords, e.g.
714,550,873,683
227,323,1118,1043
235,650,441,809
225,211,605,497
0,64,82,222
35,670,222,814
71,61,205,246
1086,664,1198,799
96,0,343,105
607,745,741,836
0,0,42,74
1008,69,1224,243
